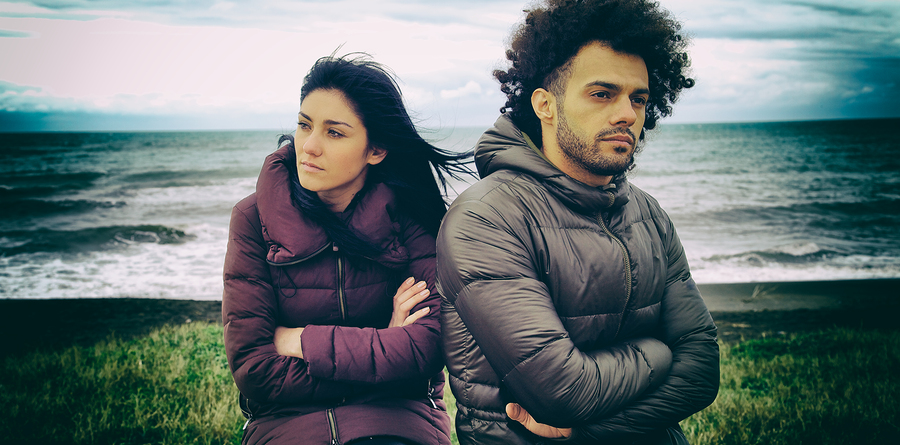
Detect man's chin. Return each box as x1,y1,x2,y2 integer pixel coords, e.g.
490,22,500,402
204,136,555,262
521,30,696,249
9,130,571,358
586,156,634,177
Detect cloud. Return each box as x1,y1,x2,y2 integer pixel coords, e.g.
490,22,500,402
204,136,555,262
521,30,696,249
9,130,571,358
0,0,519,130
5,0,525,31
0,28,31,36
661,0,900,122
440,81,482,99
2,0,899,129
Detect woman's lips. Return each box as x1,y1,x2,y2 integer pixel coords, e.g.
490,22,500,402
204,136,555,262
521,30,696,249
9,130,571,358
300,161,324,172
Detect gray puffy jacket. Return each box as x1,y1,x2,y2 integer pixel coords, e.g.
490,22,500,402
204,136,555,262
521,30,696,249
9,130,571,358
436,115,719,444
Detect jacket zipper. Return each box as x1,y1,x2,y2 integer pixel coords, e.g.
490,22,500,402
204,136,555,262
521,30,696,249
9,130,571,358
334,244,348,321
426,378,438,409
326,408,341,444
596,213,632,339
239,393,254,430
266,242,332,266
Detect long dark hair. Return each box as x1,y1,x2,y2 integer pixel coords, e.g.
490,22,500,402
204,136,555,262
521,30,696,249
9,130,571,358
282,53,473,258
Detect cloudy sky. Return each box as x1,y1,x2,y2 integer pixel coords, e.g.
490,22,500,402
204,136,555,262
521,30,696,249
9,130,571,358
0,0,897,131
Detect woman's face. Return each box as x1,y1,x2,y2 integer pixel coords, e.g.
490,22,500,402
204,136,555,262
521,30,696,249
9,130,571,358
295,89,386,212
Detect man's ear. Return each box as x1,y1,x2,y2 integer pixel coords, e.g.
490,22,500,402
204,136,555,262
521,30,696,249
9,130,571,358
367,145,387,165
531,88,556,125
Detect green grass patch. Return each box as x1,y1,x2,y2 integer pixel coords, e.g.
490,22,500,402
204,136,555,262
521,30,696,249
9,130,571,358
682,328,900,444
0,322,244,445
3,324,898,444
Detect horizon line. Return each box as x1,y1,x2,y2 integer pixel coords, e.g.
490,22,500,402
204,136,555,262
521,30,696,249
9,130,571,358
2,115,898,134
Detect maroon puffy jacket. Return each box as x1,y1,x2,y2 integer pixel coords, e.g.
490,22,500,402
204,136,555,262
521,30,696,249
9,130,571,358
223,145,450,445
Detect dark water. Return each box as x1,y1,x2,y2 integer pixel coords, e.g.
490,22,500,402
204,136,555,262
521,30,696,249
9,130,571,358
1,118,898,299
633,118,900,283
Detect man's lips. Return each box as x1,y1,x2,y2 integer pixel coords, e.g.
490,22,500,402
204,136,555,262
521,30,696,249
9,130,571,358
600,134,634,146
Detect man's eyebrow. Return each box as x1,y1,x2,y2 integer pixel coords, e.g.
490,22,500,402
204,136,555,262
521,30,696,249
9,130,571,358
298,112,354,128
585,81,650,96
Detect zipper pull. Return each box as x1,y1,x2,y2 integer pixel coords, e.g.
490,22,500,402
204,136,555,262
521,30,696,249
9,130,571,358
333,244,339,252
427,381,438,409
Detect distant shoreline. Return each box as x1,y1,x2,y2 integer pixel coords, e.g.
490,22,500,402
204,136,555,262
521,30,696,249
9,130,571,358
697,277,900,312
2,277,898,358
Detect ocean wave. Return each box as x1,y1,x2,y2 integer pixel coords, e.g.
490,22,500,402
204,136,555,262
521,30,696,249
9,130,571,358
0,222,226,299
2,199,127,219
120,168,259,187
704,242,843,265
0,225,196,256
702,198,900,225
0,171,106,199
690,254,900,284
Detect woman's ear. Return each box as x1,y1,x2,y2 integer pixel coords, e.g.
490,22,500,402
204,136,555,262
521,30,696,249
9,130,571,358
367,145,387,165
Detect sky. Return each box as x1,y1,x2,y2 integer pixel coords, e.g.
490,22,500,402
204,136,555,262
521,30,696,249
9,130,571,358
0,0,898,132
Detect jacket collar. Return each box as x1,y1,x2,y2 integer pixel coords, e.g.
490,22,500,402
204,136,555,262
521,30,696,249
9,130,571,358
256,144,409,267
475,114,630,214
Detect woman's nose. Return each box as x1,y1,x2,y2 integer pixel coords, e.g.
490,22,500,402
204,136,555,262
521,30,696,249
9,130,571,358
301,133,321,156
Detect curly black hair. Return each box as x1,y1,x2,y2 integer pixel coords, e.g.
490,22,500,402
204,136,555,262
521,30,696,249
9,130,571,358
495,0,694,144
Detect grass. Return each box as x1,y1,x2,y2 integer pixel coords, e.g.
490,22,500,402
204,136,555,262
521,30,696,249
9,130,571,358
0,323,244,445
682,328,900,444
2,325,898,444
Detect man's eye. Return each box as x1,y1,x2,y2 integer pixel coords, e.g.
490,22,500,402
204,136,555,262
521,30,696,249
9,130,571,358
592,91,611,99
632,97,648,105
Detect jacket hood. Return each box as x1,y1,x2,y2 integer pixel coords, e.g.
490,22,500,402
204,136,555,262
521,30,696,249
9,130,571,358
256,144,410,268
476,114,629,214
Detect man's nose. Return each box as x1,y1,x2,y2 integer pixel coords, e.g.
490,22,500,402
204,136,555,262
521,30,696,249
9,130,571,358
610,97,637,127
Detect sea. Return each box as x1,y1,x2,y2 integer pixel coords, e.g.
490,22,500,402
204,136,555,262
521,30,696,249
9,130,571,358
1,118,898,300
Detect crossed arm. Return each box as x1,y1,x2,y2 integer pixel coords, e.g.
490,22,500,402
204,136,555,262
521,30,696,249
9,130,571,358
437,199,719,441
223,203,443,403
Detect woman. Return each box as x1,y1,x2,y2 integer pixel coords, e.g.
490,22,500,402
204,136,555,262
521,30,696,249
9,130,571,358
222,54,470,445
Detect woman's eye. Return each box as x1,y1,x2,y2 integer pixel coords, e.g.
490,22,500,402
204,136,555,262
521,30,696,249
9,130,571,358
328,129,344,138
297,122,310,130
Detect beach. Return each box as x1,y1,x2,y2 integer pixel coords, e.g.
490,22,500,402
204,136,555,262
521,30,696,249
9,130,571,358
3,278,897,358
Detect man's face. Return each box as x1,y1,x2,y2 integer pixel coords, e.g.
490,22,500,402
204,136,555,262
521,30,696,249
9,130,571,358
553,42,649,181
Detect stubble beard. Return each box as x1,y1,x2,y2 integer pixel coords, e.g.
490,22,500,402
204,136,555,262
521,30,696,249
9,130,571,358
556,109,641,178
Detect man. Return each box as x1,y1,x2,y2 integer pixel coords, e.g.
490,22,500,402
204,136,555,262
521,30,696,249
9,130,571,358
436,0,720,443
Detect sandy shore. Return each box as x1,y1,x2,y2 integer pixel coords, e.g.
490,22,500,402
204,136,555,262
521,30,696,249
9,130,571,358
2,278,897,358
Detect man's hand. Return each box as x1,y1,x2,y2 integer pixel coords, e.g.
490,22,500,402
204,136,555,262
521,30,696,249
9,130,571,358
388,277,431,328
274,326,304,358
506,403,572,439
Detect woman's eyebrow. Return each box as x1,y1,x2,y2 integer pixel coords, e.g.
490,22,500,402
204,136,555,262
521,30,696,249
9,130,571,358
298,112,353,128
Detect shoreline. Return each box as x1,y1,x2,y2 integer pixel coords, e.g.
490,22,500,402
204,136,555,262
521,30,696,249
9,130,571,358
3,278,898,357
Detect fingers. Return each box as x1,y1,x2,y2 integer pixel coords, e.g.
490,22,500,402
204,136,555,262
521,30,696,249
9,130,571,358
401,307,430,326
389,277,431,328
400,286,430,311
506,403,573,439
394,279,430,310
394,277,426,302
506,403,526,423
394,276,416,297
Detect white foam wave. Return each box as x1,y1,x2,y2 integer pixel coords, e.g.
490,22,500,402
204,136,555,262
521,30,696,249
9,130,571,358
0,222,227,300
690,253,900,284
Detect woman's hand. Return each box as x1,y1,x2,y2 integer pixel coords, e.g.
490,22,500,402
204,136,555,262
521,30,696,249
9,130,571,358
274,326,305,358
389,277,431,328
